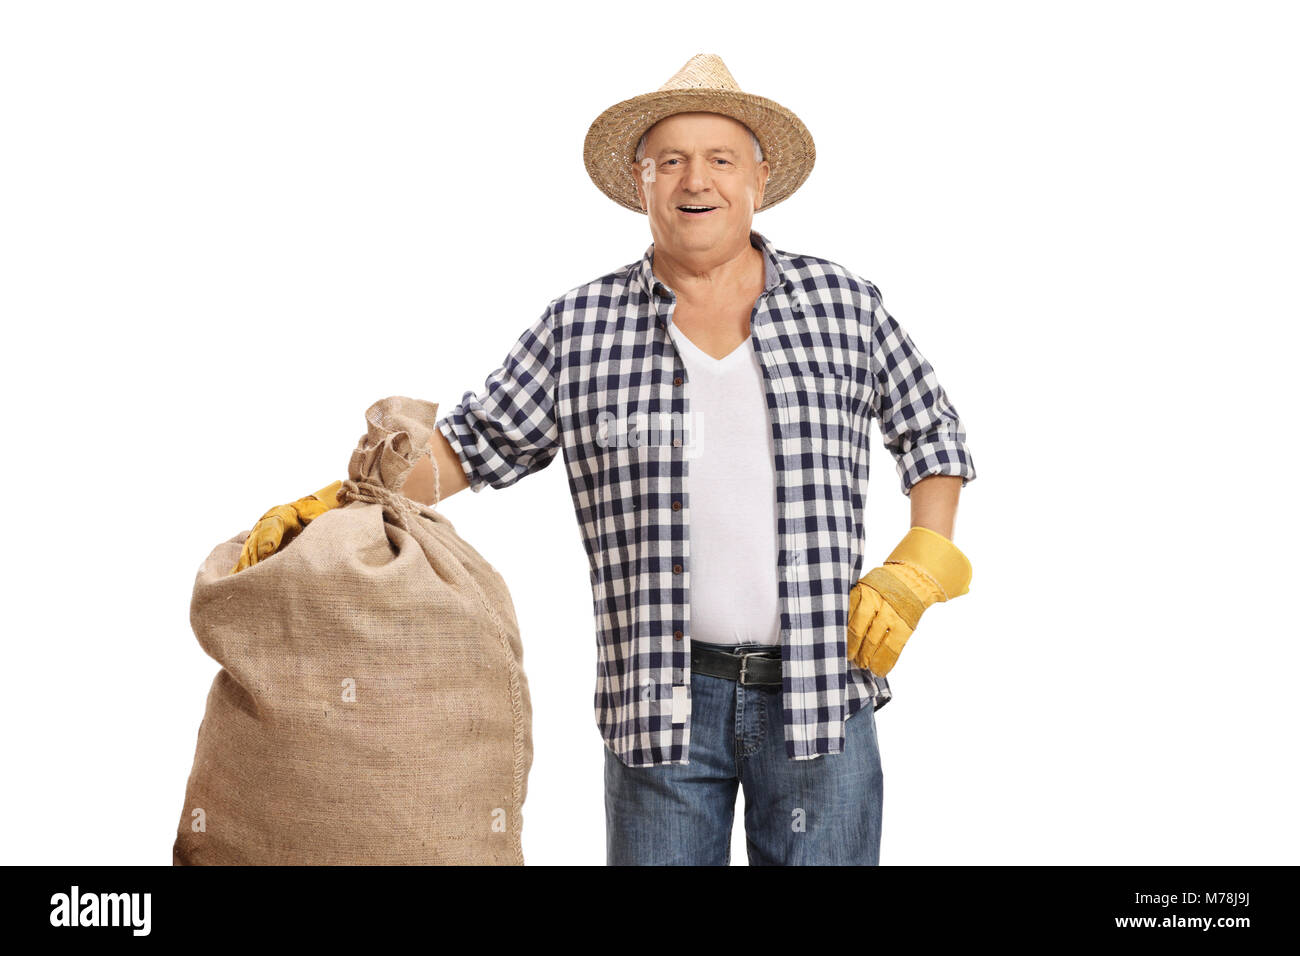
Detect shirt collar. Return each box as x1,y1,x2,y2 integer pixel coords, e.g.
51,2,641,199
633,228,788,302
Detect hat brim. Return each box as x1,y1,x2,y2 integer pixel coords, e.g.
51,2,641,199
583,88,815,214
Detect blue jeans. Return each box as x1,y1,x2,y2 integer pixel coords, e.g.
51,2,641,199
604,640,884,865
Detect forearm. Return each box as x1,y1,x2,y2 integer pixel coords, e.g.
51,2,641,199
400,428,470,505
908,474,962,540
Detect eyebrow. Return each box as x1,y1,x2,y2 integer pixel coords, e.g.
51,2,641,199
657,146,741,158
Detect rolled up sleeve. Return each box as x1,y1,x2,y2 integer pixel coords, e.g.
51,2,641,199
435,304,561,493
863,282,977,496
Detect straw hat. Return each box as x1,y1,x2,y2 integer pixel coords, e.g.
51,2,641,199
583,53,816,215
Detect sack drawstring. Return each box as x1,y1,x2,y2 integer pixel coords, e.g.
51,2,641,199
337,476,420,533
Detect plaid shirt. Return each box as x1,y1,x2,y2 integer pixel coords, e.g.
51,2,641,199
435,230,976,767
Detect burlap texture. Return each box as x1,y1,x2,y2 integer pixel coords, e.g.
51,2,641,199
174,396,531,865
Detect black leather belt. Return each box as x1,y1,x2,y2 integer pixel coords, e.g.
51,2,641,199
690,643,783,687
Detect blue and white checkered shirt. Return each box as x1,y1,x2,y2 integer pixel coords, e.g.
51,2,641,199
436,230,977,767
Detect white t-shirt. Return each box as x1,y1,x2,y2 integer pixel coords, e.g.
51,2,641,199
667,320,782,647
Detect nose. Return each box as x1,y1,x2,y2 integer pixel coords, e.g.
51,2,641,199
681,156,713,195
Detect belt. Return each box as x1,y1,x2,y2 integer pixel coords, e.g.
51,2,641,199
690,643,784,687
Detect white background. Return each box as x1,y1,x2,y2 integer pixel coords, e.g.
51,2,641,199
2,1,1296,866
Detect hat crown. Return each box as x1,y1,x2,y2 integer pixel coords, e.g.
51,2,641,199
656,53,742,93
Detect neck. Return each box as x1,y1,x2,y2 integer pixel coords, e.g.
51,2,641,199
651,232,763,304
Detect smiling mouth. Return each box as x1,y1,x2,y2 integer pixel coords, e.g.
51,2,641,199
677,205,718,216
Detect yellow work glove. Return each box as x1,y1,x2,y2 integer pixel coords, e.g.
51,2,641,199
230,479,344,574
846,526,972,676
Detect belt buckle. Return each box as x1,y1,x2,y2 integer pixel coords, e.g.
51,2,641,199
739,651,763,686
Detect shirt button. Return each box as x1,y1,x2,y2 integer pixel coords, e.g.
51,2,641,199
673,564,682,574
674,630,683,640
672,437,681,447
672,500,681,510
674,376,683,386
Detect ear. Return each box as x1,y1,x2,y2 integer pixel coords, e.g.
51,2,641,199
754,160,771,210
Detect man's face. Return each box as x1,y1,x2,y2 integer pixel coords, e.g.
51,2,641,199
633,112,770,257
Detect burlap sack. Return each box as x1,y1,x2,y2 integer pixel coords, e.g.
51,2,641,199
174,396,531,865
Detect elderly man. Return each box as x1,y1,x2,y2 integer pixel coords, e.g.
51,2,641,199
402,54,977,866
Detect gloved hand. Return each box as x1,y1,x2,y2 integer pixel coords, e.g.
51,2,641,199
231,479,344,574
846,526,971,676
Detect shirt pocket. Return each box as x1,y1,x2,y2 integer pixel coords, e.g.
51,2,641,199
790,370,855,466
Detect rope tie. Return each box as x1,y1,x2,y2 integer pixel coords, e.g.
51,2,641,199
337,476,420,533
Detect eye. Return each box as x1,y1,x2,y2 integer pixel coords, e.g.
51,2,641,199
715,158,731,165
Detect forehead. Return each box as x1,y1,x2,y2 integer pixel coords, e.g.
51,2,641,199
643,112,752,153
